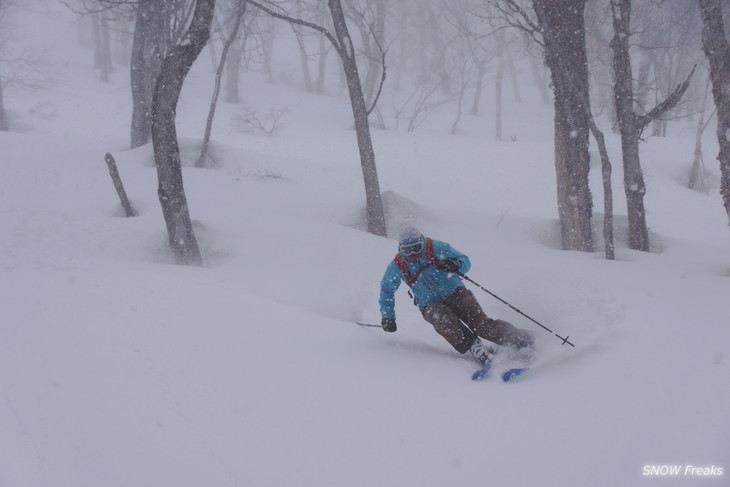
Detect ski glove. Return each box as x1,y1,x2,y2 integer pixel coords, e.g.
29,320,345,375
381,318,397,332
440,257,461,273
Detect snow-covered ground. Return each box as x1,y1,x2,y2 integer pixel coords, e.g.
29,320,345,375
1,4,728,486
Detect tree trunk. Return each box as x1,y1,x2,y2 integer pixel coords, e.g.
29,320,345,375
528,47,550,105
316,34,329,94
225,41,242,103
635,46,653,115
363,0,386,107
470,61,487,116
328,0,386,237
533,0,594,252
294,0,313,92
315,0,330,94
698,0,730,226
100,14,113,82
246,0,387,237
104,153,137,217
612,0,695,249
588,120,615,260
130,0,166,149
151,0,215,266
610,0,649,251
261,18,275,83
197,1,245,168
0,71,8,132
394,0,410,91
495,36,504,141
451,57,468,135
689,76,712,193
505,42,522,103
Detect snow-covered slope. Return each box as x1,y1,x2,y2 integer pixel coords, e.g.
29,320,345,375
1,4,728,486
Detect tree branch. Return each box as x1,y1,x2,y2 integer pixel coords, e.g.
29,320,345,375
364,13,387,116
636,64,697,133
367,49,386,116
494,0,544,47
246,0,344,59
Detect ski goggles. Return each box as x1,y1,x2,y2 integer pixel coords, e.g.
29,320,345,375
399,238,424,256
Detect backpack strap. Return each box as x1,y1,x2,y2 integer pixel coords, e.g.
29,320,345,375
424,238,438,266
394,238,439,287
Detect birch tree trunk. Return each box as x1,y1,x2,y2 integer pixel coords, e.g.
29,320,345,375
151,0,215,265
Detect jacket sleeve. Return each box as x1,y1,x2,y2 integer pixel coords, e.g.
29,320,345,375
433,240,471,274
379,260,402,320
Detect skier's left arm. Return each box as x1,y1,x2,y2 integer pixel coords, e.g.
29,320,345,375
433,240,471,274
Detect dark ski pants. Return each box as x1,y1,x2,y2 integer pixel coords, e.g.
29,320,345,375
422,287,533,354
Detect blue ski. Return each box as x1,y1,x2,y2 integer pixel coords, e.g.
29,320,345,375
471,361,492,381
501,368,529,382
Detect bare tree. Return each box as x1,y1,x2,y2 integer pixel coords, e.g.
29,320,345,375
247,0,387,237
225,3,259,103
131,0,194,149
526,43,550,105
0,0,53,131
197,0,246,168
495,0,595,252
688,75,713,193
130,1,167,148
0,66,7,131
347,0,386,107
293,0,314,92
151,0,216,265
315,1,331,94
494,29,505,140
609,0,695,252
532,0,594,252
1,0,11,130
91,9,113,81
698,0,730,226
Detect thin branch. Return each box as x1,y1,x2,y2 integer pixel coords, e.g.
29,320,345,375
60,0,136,16
246,0,343,59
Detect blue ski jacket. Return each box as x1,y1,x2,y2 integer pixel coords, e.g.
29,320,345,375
379,238,471,320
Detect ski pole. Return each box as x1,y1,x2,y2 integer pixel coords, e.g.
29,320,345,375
355,322,381,328
456,271,575,347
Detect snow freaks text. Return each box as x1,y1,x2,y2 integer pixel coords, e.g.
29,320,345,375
642,465,724,478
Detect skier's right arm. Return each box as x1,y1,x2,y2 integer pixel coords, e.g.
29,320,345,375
379,261,402,325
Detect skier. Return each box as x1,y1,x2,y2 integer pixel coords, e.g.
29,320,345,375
379,228,534,365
